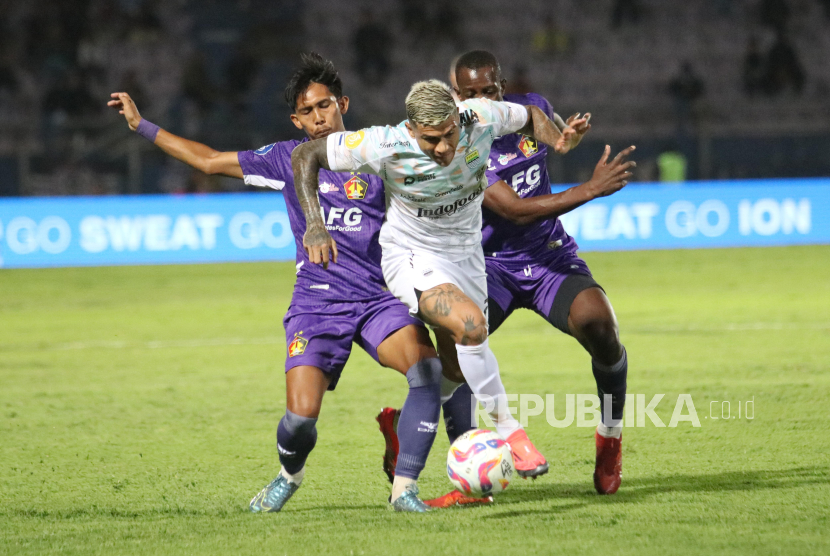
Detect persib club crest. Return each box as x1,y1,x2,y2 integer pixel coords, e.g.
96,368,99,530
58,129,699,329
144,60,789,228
465,149,482,169
344,175,369,200
518,135,538,157
288,333,308,357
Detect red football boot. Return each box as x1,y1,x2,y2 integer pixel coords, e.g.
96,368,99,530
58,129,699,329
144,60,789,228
506,428,549,479
376,408,400,484
593,431,622,494
424,489,494,508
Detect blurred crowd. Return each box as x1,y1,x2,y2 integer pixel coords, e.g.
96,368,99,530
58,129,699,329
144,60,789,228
0,0,828,196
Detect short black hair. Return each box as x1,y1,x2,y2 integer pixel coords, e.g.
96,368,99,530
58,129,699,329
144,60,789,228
284,52,343,111
455,50,502,80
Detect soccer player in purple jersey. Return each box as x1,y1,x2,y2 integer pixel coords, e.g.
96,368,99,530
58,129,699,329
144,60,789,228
107,53,443,512
446,50,635,496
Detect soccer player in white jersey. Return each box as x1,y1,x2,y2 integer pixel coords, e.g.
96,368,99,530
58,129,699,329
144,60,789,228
292,80,591,479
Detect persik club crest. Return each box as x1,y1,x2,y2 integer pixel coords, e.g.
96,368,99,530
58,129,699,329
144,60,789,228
288,332,308,357
344,174,369,200
518,135,538,157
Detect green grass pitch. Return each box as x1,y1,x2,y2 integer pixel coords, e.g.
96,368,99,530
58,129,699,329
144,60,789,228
1,245,829,555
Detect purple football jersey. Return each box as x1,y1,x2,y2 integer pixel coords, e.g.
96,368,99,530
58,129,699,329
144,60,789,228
238,140,388,302
481,93,577,263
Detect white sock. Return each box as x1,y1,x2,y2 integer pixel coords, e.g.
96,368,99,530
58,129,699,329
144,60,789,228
391,476,417,502
597,422,622,439
279,466,305,486
440,375,463,404
455,339,521,439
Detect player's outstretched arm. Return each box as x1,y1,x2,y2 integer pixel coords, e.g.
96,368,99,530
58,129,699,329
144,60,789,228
291,139,338,269
483,145,635,225
517,106,591,155
107,92,243,178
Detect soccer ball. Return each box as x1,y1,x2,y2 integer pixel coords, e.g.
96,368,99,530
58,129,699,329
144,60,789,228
446,429,515,497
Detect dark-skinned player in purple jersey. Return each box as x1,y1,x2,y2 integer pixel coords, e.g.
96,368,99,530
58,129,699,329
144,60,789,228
378,50,635,507
108,53,443,513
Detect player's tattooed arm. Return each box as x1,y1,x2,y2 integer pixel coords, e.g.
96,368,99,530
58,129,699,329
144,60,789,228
483,145,636,225
517,106,591,155
107,92,243,178
291,139,338,269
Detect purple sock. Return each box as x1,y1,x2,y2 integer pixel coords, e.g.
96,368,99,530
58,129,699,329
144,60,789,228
394,358,442,480
442,382,475,444
592,347,628,425
136,118,160,143
276,410,318,474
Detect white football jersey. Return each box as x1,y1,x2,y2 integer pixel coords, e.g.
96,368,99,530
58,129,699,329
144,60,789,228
326,98,528,260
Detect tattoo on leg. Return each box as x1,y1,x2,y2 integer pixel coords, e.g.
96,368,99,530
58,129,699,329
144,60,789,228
460,315,488,346
419,285,467,321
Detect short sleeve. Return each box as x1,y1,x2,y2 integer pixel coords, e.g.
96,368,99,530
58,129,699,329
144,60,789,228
326,129,384,175
486,100,529,137
528,93,556,122
238,143,287,190
485,159,501,187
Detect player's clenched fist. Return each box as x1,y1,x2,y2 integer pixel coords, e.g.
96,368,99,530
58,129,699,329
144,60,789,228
107,92,142,131
583,145,636,199
303,224,339,269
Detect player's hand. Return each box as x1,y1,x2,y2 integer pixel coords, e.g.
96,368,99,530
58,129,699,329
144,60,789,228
554,113,591,154
303,223,339,269
583,145,636,199
107,92,142,131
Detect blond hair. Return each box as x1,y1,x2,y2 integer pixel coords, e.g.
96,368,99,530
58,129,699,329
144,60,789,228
405,79,457,126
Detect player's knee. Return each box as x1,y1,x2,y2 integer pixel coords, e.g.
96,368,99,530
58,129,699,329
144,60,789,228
449,312,488,346
405,357,443,388
582,318,622,364
287,396,323,419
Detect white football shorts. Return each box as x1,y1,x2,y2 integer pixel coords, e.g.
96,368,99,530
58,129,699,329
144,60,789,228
380,240,488,319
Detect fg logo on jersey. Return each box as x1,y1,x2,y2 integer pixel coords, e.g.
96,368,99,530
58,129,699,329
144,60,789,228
344,175,369,200
345,130,365,149
288,333,308,357
518,136,538,157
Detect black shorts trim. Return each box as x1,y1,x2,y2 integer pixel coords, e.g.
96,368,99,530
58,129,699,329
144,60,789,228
547,274,604,335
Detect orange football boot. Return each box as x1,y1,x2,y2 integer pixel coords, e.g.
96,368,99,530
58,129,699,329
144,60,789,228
424,489,494,508
593,431,622,494
506,428,549,479
376,408,400,483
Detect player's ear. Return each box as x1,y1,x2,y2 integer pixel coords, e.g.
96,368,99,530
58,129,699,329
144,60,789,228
289,113,304,130
404,121,415,137
499,78,507,97
338,96,349,115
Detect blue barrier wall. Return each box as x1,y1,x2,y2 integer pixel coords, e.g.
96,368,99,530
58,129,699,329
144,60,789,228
0,179,828,268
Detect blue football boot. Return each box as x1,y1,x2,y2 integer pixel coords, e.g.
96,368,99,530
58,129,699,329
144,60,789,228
249,475,299,513
390,486,431,513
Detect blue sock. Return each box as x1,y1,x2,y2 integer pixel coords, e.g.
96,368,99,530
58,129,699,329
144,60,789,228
592,347,628,426
276,409,318,474
442,382,475,444
394,358,442,480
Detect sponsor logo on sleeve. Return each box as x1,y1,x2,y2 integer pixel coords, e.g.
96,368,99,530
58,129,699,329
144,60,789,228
518,135,538,157
288,332,308,357
344,175,369,200
254,143,276,156
403,173,436,185
345,130,365,149
459,109,480,127
465,149,482,169
379,140,409,149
